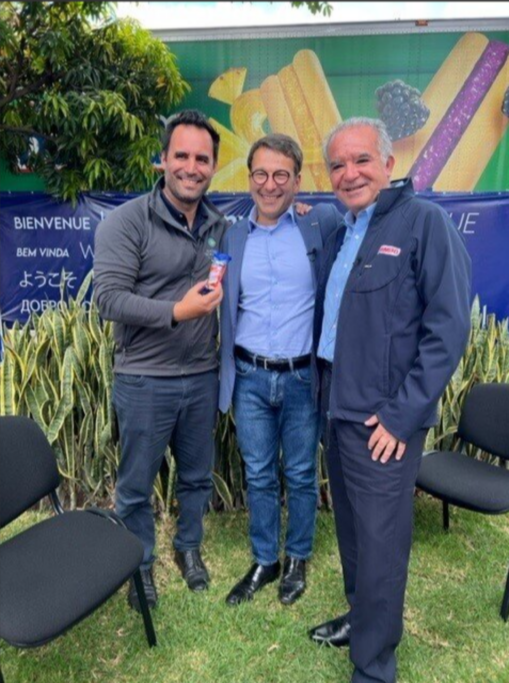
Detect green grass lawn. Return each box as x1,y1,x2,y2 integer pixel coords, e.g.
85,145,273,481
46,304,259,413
2,495,509,683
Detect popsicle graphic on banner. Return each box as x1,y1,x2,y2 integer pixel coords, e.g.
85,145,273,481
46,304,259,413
392,33,509,191
260,50,342,191
208,49,341,192
207,35,509,193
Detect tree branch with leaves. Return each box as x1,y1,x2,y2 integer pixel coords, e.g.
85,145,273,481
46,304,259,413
289,2,332,16
0,1,189,201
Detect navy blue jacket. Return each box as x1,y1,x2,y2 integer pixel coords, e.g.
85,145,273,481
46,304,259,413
219,203,342,413
313,179,472,442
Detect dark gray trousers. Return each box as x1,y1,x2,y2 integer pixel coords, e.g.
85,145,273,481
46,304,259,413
322,367,426,683
112,370,218,568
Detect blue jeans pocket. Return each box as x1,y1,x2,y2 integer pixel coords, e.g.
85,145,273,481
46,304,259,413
235,356,256,376
115,373,146,387
293,365,311,384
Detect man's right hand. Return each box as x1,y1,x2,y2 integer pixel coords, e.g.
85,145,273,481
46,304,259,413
173,280,223,322
294,201,313,216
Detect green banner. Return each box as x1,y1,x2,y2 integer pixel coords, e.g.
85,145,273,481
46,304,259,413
168,30,509,193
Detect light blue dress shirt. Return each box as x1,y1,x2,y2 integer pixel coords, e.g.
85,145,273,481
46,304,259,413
235,206,315,358
318,203,377,362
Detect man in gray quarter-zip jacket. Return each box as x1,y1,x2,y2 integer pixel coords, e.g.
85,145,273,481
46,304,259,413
94,110,229,611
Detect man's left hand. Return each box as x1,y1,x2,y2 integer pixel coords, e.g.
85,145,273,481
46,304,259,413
365,415,406,463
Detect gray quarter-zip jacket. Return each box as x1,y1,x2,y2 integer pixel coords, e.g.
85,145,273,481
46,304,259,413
94,179,229,376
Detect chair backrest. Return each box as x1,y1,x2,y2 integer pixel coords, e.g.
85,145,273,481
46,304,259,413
0,416,60,529
458,383,509,460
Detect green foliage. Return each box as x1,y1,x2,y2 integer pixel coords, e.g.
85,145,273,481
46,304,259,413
0,2,189,202
290,1,333,16
0,273,120,508
245,2,332,16
2,295,508,510
425,296,509,456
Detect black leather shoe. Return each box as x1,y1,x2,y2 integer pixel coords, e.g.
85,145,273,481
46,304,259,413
226,561,281,605
128,568,158,612
174,549,210,592
278,557,306,605
308,613,351,647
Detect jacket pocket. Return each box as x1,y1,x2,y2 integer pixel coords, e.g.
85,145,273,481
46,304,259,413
352,248,410,293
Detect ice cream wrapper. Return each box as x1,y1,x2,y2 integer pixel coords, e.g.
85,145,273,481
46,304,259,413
202,251,232,293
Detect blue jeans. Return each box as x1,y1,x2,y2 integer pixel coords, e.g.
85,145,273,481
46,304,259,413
233,357,320,565
112,371,218,569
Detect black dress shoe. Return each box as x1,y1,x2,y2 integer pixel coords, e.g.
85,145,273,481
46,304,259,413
278,557,306,605
226,561,281,605
308,613,351,647
174,549,210,592
128,568,158,613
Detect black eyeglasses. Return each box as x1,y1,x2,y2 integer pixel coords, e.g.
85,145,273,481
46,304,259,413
250,169,292,186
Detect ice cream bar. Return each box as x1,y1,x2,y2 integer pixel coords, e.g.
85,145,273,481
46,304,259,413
434,52,509,190
260,49,342,191
201,252,232,294
293,50,342,140
411,38,509,190
278,65,330,190
393,33,509,191
260,75,318,190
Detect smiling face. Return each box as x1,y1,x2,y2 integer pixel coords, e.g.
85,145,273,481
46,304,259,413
249,147,301,226
161,124,217,211
327,125,395,216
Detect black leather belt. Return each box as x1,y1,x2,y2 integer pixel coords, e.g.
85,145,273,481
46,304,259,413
234,345,311,372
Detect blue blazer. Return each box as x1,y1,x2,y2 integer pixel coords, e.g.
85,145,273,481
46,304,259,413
219,203,342,413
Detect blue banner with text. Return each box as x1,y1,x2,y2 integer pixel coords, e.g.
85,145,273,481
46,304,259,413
1,191,508,323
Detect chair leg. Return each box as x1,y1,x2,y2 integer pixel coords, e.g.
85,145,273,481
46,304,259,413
500,564,509,622
442,501,450,530
132,570,157,647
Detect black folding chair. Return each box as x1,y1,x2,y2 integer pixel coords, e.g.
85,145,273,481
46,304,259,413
0,415,156,682
416,383,509,620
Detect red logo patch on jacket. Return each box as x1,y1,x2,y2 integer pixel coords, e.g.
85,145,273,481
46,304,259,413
378,245,401,257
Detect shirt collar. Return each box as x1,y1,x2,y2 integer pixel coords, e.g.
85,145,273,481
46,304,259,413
160,188,207,229
344,202,377,231
248,204,296,233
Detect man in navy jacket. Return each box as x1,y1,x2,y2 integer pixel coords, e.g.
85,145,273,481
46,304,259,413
308,118,471,683
219,134,342,606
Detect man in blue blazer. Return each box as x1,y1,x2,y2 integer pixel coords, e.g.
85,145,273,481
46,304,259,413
219,134,342,606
